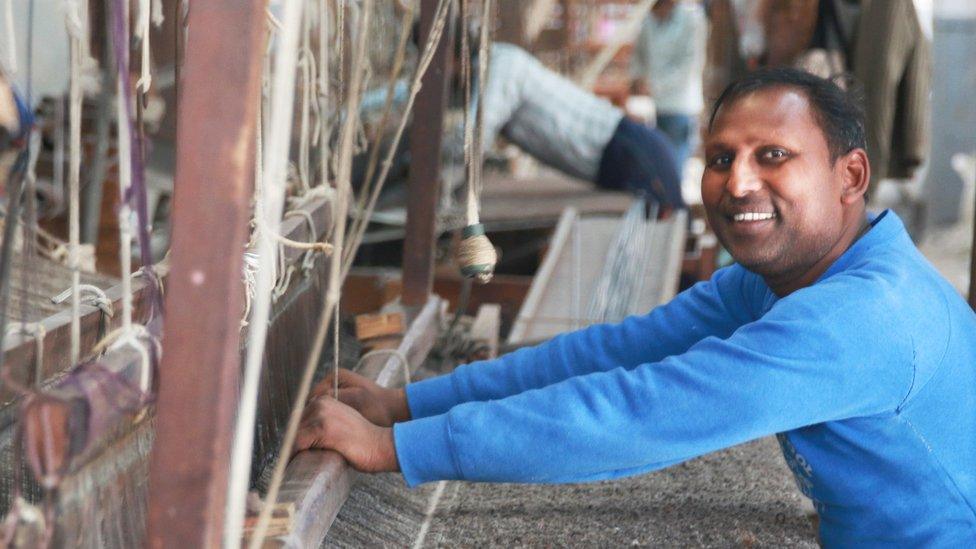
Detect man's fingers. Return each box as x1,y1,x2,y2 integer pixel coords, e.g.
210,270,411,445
310,369,365,400
293,428,319,456
335,387,364,409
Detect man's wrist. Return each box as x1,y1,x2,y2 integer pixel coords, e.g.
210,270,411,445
381,427,400,472
388,387,411,424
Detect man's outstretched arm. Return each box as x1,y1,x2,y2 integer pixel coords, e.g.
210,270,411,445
404,265,755,420
310,266,755,426
299,274,913,483
392,276,914,486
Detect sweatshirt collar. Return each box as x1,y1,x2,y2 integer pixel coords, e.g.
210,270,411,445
817,209,907,283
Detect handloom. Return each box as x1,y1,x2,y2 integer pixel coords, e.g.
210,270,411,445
0,0,475,546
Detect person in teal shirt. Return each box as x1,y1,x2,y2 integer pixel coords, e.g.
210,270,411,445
296,68,976,547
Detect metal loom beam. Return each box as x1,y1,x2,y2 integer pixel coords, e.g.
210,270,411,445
145,1,266,546
401,0,454,308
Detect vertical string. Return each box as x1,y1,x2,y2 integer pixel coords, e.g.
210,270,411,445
463,0,491,226
298,1,313,192
136,0,152,93
224,0,307,544
460,0,474,225
66,0,88,365
3,0,16,76
248,1,371,545
455,0,497,282
332,296,339,396
473,0,491,208
115,1,134,334
317,0,330,190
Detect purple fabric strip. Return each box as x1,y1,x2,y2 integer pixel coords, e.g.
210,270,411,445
110,0,162,319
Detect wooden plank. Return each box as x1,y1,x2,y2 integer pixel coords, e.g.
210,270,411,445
507,208,578,343
146,1,267,546
479,171,632,226
469,303,501,360
354,312,405,341
268,296,444,548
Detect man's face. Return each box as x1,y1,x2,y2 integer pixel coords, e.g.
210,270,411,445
701,88,847,280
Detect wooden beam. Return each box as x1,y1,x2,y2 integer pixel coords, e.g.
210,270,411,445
343,267,533,336
146,1,267,546
508,208,578,343
264,297,444,548
401,0,454,307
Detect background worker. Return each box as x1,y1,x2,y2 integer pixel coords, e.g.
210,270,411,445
629,0,707,177
297,69,976,546
478,42,685,214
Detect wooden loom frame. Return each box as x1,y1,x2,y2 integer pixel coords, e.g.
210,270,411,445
0,0,453,546
142,0,455,546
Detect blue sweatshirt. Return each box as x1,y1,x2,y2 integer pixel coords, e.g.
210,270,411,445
394,211,976,546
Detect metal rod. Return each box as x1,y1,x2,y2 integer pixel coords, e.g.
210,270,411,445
145,1,266,546
401,0,454,307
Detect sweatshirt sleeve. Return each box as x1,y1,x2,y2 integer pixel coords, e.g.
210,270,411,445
395,275,915,486
405,266,755,420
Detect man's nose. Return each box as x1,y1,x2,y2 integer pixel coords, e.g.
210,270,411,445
726,158,763,198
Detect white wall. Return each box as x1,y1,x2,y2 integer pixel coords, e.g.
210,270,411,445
935,0,976,19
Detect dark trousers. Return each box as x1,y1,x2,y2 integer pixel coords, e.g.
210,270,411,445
596,117,685,211
656,113,697,177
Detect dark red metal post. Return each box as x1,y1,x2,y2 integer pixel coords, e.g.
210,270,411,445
401,0,454,307
146,2,265,547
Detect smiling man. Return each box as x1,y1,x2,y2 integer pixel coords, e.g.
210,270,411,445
296,69,976,546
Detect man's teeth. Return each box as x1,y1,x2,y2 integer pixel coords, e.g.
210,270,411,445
732,212,776,222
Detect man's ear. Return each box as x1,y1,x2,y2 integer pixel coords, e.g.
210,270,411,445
838,148,870,204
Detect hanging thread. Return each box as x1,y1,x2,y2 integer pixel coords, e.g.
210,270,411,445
339,0,451,281
65,0,88,366
342,2,415,271
108,0,159,404
225,0,308,544
248,1,371,544
456,0,496,283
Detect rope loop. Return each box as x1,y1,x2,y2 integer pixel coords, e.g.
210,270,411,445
354,348,411,385
52,284,115,318
91,324,157,394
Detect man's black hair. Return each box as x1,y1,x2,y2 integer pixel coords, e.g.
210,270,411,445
708,67,867,163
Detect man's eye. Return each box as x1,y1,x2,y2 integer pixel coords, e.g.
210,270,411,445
761,149,790,161
708,153,732,168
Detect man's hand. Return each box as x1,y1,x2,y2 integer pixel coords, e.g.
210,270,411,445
630,79,651,97
309,368,410,427
294,397,400,474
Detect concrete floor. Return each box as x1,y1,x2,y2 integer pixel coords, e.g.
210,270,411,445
328,437,817,547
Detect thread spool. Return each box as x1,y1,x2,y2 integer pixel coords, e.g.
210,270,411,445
457,223,496,283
